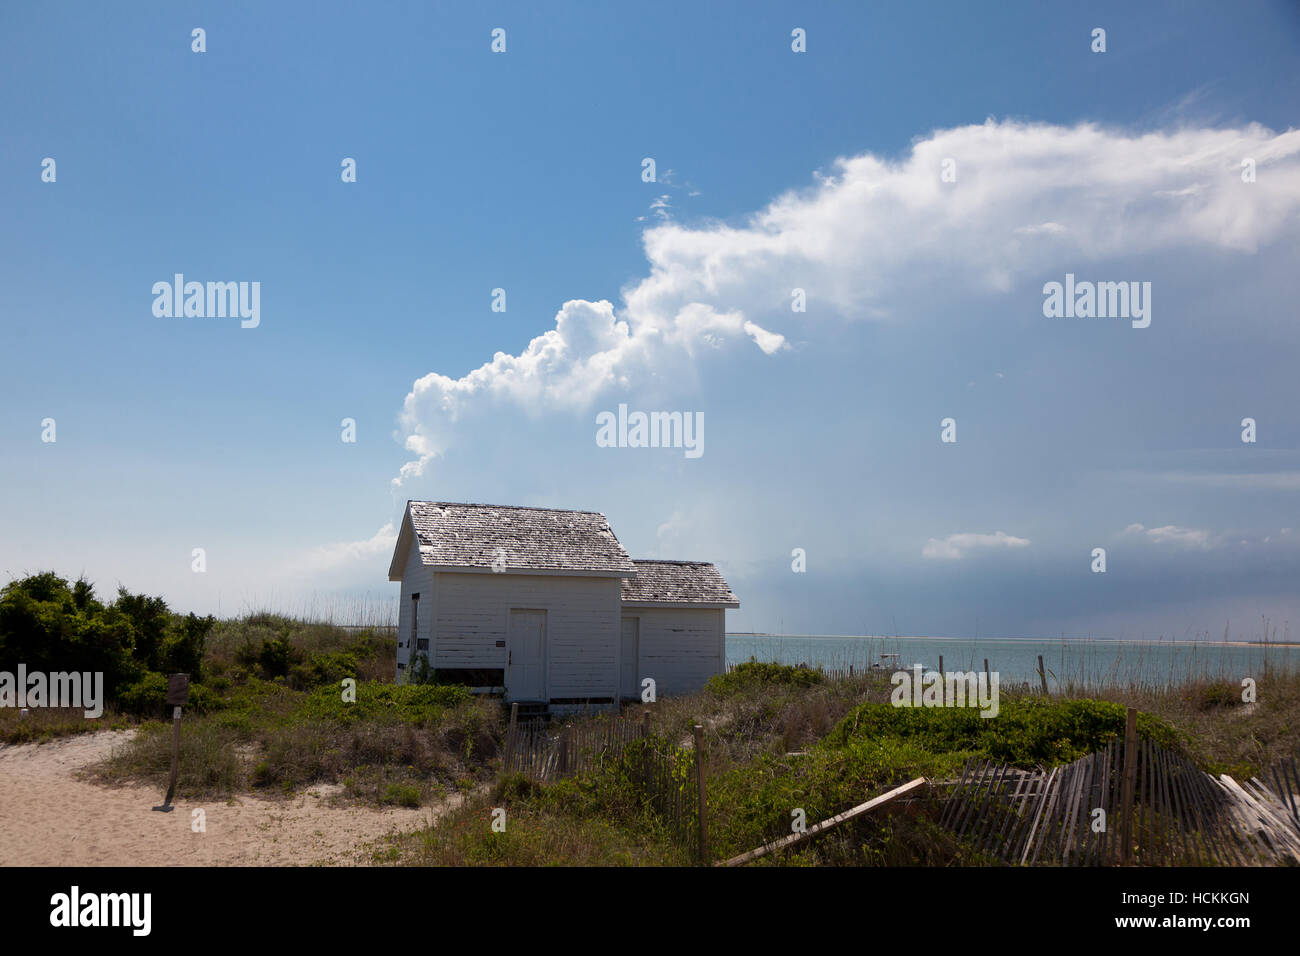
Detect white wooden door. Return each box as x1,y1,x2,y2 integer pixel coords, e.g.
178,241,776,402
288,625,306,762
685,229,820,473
620,616,639,699
506,609,546,700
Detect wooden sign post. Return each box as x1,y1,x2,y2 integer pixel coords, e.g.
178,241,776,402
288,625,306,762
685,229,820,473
152,674,190,813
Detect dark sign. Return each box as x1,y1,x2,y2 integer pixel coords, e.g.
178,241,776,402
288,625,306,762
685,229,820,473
165,673,190,707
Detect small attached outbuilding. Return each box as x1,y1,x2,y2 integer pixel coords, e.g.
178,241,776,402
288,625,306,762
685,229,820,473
619,560,739,700
387,501,740,710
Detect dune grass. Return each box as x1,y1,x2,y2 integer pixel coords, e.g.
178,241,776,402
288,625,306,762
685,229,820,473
1054,667,1300,779
12,605,1298,862
387,663,1298,867
0,704,134,745
93,678,504,805
83,611,497,806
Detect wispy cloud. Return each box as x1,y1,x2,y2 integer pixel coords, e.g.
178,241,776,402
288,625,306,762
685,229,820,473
298,523,398,573
1122,523,1212,549
638,193,673,223
922,531,1031,560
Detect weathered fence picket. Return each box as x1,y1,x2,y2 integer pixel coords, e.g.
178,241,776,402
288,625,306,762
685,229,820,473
939,740,1300,866
503,712,650,781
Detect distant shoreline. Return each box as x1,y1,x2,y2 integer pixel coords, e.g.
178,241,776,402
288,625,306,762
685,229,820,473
726,633,1300,648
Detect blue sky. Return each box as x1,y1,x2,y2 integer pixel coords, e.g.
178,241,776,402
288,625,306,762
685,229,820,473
3,1,1299,639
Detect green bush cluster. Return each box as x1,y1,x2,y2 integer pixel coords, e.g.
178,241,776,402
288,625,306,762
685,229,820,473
229,629,369,690
117,674,226,715
0,572,215,716
823,697,1185,766
1195,681,1243,711
626,697,1185,862
381,783,422,807
297,681,471,724
706,659,824,695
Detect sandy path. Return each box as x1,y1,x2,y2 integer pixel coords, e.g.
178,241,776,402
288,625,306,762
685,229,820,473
0,731,457,866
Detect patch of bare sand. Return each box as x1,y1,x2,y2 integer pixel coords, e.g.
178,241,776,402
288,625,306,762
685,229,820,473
0,730,462,866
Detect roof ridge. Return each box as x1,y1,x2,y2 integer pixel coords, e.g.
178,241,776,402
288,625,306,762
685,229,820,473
631,558,715,566
409,500,607,517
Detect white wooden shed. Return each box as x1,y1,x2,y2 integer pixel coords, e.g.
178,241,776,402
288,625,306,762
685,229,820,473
619,560,740,700
387,501,739,709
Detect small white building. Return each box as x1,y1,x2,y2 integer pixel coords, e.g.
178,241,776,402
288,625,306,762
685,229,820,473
387,501,739,709
619,560,739,700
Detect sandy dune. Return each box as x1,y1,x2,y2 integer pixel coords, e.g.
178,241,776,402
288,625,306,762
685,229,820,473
0,731,450,866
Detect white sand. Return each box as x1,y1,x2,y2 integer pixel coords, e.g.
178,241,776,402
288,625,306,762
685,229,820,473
0,730,457,866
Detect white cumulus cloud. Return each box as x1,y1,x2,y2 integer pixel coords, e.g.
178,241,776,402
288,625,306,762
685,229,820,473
394,118,1300,484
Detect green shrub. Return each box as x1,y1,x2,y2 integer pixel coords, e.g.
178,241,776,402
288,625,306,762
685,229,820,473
185,682,224,714
0,572,215,710
706,659,823,696
1196,681,1242,711
118,672,169,715
381,783,422,807
297,681,472,724
492,772,544,805
112,589,171,672
703,734,958,858
823,697,1185,766
0,573,139,692
258,637,297,679
289,650,359,689
159,612,214,681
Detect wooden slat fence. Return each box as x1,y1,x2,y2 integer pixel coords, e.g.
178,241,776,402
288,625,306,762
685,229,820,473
500,713,703,859
1267,755,1300,832
603,734,702,858
502,714,647,781
939,742,1300,865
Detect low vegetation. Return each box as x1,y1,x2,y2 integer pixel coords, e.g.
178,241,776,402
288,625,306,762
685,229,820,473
391,662,1249,867
3,572,494,805
93,675,503,805
0,705,135,744
1057,669,1300,780
0,572,214,723
4,571,1297,862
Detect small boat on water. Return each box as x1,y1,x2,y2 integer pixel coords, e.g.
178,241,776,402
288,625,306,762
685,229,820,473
869,654,929,671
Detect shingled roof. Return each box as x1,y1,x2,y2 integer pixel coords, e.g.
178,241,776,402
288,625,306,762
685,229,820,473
620,559,739,607
394,501,636,576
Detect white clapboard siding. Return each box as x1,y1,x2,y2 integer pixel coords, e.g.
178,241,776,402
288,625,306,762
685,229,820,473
633,607,724,696
396,539,434,671
434,572,622,700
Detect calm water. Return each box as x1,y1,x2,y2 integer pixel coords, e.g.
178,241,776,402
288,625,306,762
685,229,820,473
725,634,1300,687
